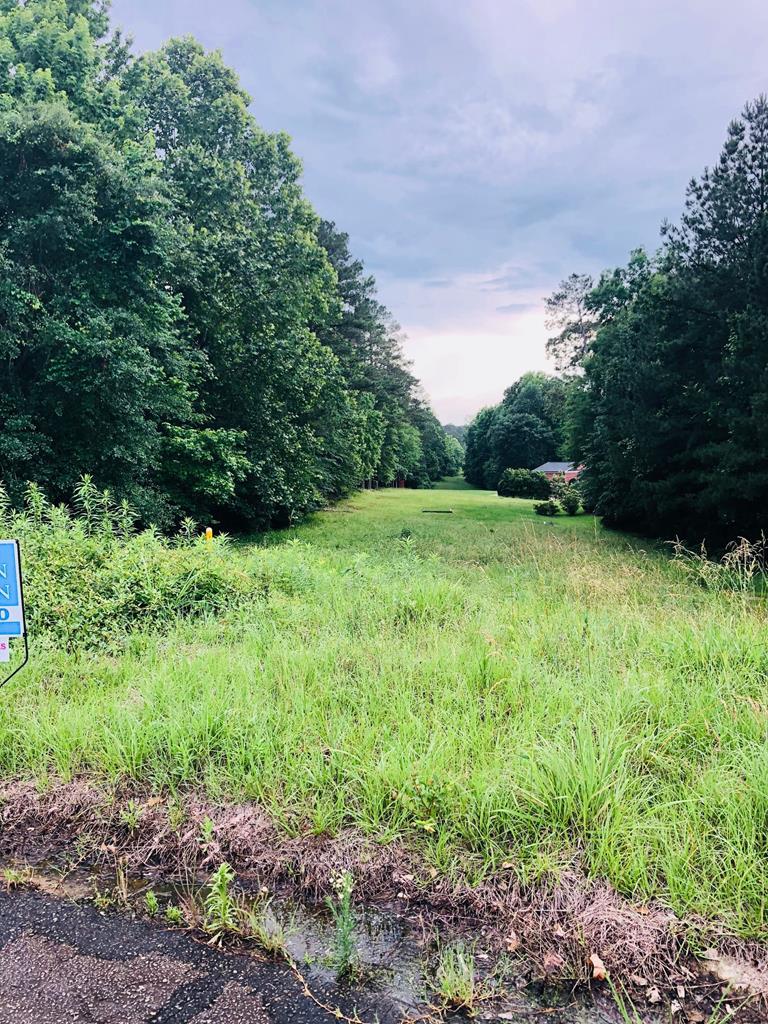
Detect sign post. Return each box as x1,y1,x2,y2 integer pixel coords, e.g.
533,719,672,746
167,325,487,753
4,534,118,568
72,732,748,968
0,540,28,688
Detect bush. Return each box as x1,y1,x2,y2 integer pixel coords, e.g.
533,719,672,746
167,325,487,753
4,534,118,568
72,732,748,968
548,473,568,500
497,468,551,499
533,499,561,516
560,488,581,516
0,478,262,652
572,476,596,514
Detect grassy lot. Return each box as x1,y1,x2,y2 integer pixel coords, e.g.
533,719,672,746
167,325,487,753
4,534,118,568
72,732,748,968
2,485,768,937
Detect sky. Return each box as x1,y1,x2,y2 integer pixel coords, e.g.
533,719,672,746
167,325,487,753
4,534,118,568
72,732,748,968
110,0,768,424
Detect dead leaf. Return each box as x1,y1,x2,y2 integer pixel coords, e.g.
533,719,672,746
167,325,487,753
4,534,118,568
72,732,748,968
630,974,648,987
670,1000,682,1014
677,985,686,999
589,953,607,981
647,987,661,1004
505,930,520,952
542,952,565,975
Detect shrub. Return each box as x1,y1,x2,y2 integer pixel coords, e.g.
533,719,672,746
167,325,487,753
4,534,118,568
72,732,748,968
497,468,551,499
0,477,261,652
560,488,581,516
547,472,567,499
533,499,561,516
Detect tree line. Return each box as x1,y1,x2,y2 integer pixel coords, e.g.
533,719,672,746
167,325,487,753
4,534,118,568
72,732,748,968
0,0,459,528
463,372,576,490
467,96,768,544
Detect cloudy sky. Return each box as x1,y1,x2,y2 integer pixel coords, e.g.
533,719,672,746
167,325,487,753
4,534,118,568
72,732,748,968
111,0,768,423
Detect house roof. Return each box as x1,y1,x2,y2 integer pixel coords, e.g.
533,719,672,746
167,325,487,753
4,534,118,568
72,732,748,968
534,462,575,473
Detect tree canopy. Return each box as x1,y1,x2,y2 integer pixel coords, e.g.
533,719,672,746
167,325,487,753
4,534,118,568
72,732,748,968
550,97,768,543
0,0,454,527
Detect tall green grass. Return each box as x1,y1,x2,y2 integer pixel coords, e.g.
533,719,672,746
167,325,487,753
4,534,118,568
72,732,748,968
1,485,767,938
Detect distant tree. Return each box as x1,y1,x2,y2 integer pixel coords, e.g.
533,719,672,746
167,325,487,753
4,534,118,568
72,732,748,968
463,407,498,488
314,221,449,487
443,423,467,445
443,434,464,475
463,373,572,489
545,272,597,370
489,409,555,475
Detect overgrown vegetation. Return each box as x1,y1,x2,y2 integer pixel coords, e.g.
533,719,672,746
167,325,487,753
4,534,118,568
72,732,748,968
0,478,259,651
1,487,768,942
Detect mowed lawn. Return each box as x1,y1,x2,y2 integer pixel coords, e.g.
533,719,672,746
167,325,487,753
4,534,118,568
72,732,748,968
2,486,768,937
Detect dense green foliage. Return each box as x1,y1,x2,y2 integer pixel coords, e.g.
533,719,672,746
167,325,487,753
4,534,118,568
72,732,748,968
550,97,768,543
3,485,768,937
559,487,580,516
0,0,453,527
463,372,574,489
496,467,551,499
442,433,464,475
0,477,261,650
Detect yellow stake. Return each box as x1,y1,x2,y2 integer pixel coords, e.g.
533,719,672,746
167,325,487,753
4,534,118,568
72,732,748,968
205,527,213,546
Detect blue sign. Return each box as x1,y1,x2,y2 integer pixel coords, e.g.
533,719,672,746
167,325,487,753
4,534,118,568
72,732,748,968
0,541,24,636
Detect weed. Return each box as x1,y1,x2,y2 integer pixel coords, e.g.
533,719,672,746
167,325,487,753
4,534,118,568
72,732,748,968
671,535,766,594
325,871,358,979
243,899,289,956
432,941,480,1012
199,816,216,852
165,904,185,925
606,976,643,1024
93,889,116,910
167,797,185,833
144,890,159,916
203,862,237,944
120,800,142,833
1,866,29,891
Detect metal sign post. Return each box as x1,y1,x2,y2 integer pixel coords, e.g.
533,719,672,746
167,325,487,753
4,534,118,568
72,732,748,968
0,540,28,689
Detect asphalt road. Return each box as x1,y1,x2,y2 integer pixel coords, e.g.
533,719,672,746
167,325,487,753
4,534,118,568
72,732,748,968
0,888,386,1024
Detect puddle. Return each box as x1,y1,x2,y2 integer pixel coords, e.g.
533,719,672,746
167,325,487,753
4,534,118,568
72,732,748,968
11,857,622,1023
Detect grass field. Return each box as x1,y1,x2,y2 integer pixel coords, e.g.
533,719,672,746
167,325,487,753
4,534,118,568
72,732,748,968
2,485,768,938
